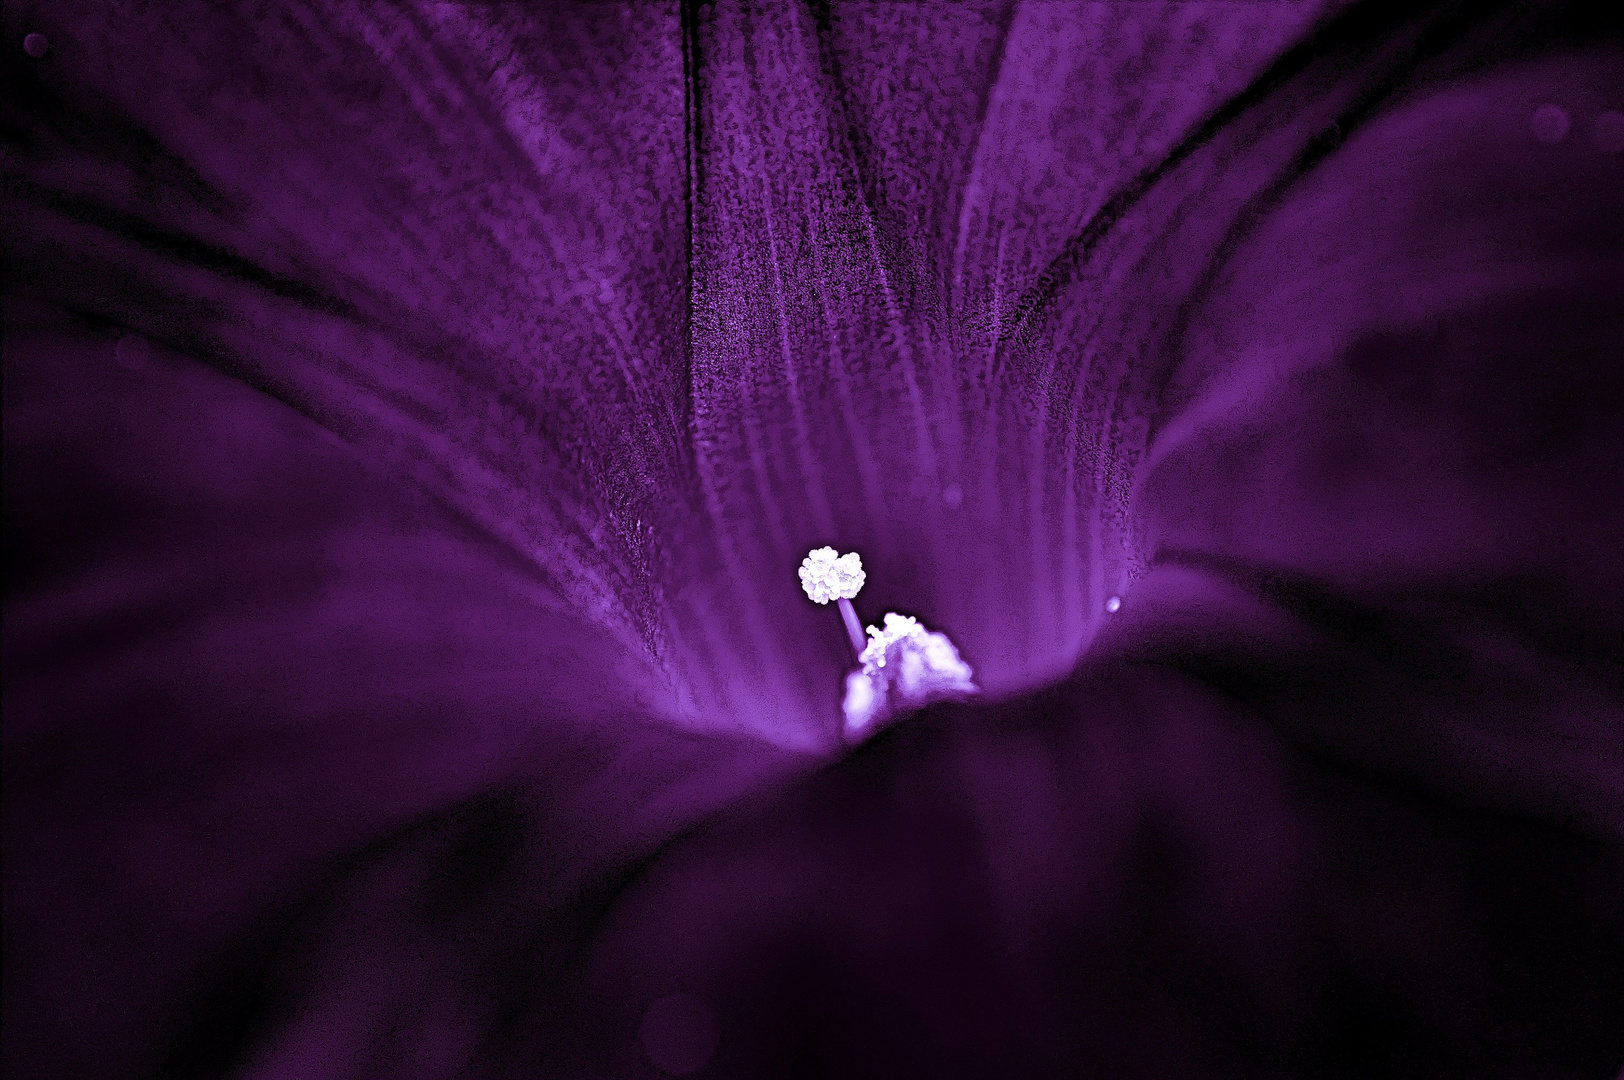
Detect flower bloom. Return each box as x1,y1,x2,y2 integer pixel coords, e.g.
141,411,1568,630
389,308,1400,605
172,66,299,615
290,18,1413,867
4,2,1622,1077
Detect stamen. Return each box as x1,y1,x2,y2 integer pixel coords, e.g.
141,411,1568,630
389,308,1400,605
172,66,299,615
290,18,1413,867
799,547,868,658
860,612,977,695
848,612,978,737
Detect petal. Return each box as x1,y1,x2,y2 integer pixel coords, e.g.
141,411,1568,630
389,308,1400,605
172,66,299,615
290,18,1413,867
945,1,1330,338
1128,44,1624,838
2,311,801,1078
564,669,1623,1075
7,1,695,668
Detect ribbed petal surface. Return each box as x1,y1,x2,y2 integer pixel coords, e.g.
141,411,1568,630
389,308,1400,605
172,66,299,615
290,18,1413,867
2,313,799,1079
678,0,1332,736
6,1,698,679
7,1,1622,1076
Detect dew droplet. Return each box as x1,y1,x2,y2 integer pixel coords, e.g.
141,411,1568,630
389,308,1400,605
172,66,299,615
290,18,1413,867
114,334,152,370
638,993,719,1075
22,32,49,59
1529,103,1570,145
1105,596,1121,614
941,482,963,510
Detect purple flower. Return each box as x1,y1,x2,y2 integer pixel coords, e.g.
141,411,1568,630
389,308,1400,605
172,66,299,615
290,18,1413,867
5,2,1622,1076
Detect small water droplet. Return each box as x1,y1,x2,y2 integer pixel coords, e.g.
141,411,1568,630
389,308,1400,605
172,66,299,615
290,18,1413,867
1529,103,1570,145
941,482,963,510
22,32,49,59
114,334,152,370
638,993,719,1075
1105,596,1121,613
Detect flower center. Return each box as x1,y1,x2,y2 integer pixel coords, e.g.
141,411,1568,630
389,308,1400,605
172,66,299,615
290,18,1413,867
798,547,979,742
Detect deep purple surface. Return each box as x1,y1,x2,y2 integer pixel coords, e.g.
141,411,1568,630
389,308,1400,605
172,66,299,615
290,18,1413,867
4,2,1622,1077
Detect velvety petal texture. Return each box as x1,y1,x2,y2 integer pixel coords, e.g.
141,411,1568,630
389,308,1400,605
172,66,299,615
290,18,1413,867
3,307,801,1079
6,1,699,687
5,0,1622,1077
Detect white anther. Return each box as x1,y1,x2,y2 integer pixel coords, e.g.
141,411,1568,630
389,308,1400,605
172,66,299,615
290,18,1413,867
857,610,967,704
859,613,921,674
799,547,865,604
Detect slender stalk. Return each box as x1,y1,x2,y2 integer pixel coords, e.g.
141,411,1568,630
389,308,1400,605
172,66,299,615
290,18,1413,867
836,597,867,661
